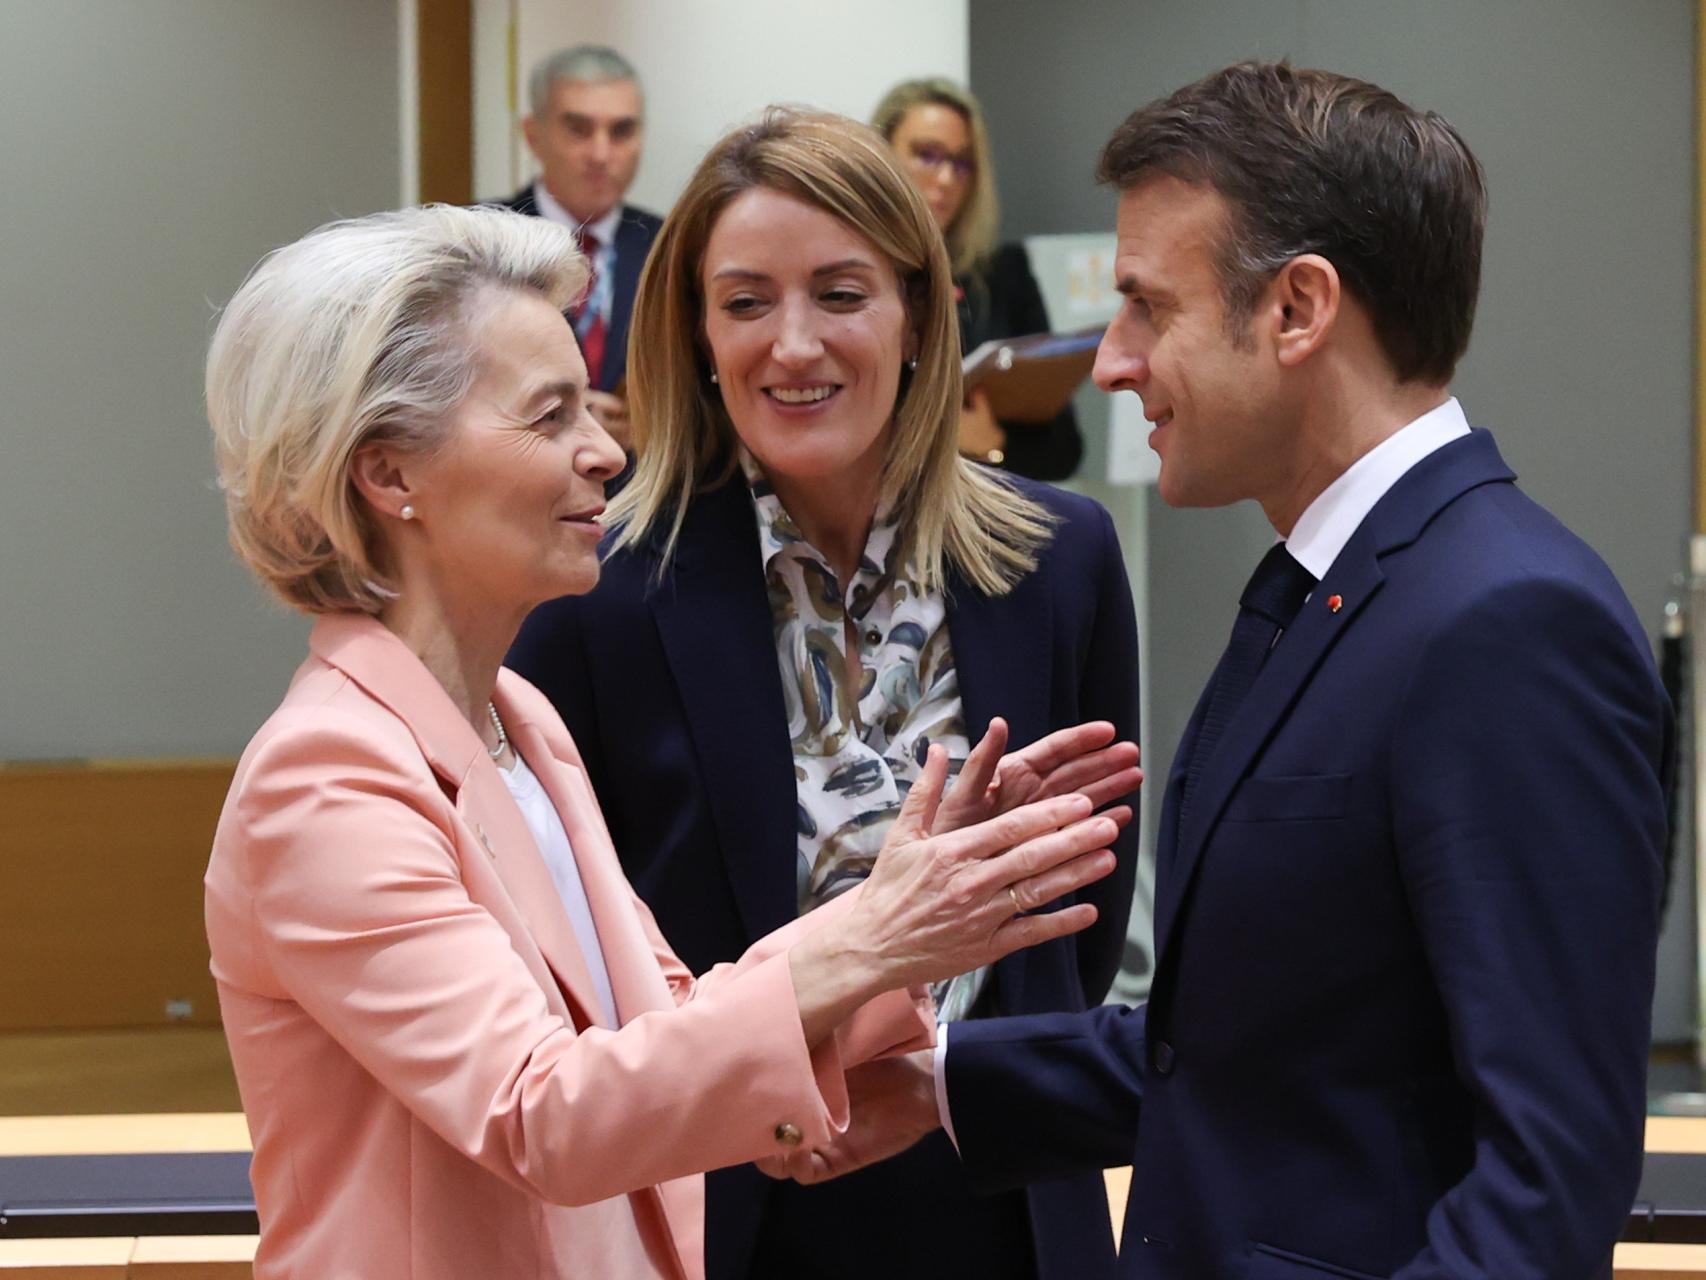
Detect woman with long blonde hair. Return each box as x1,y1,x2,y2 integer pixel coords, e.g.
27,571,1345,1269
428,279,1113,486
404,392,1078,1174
508,109,1138,1280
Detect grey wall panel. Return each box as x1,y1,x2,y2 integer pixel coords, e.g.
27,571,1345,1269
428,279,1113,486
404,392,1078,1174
0,1,401,759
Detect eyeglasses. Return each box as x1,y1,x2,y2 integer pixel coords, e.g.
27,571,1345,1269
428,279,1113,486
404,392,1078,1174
904,143,975,181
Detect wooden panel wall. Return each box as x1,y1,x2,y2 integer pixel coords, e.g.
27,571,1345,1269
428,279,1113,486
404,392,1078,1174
417,0,473,204
0,761,234,1030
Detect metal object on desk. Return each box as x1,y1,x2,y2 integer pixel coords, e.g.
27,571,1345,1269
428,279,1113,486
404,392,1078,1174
1626,1151,1706,1244
0,1151,256,1238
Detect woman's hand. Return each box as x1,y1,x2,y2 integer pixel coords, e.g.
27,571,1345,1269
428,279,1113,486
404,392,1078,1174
790,746,1124,1045
957,388,1007,463
756,1050,939,1184
933,717,1142,837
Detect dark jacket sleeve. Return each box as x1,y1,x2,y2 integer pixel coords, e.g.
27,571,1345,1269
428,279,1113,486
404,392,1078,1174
945,1003,1145,1193
964,245,1084,482
1386,577,1667,1279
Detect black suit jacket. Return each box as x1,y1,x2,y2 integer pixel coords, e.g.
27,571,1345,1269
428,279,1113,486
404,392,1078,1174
944,431,1672,1279
959,243,1084,482
494,184,663,393
508,472,1141,1280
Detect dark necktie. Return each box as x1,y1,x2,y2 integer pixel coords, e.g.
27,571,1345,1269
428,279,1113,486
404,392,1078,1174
1180,542,1317,824
571,228,607,389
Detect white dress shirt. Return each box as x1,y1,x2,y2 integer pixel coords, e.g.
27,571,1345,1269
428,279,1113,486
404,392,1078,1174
933,396,1473,1148
500,749,620,1029
531,181,621,333
1283,397,1471,579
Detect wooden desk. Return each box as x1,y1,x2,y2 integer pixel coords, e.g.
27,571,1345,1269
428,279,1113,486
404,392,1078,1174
0,1236,257,1277
0,1114,249,1158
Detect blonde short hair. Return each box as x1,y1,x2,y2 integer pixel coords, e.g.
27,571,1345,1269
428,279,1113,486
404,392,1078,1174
206,204,588,614
609,108,1052,598
871,78,999,278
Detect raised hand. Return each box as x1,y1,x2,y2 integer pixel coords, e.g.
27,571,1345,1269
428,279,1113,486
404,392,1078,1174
789,745,1126,1047
932,717,1142,837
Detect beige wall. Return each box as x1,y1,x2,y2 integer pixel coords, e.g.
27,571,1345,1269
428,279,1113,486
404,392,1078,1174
485,0,969,212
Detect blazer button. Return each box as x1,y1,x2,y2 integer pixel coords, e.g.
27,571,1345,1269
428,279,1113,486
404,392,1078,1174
1151,1041,1176,1076
773,1122,803,1147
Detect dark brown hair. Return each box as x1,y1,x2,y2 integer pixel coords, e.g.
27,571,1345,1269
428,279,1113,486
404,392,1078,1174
1098,61,1485,384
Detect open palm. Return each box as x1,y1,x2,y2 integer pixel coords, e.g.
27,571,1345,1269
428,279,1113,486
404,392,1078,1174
931,718,1142,837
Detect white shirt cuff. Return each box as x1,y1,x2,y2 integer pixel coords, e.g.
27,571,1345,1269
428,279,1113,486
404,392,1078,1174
933,1021,959,1153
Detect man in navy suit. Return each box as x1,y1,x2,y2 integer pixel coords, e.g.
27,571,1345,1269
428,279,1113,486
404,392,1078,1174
777,62,1671,1279
495,44,662,450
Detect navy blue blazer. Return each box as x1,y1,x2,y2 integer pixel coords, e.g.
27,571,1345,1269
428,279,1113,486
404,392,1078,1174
494,185,662,393
508,472,1140,1280
943,430,1672,1280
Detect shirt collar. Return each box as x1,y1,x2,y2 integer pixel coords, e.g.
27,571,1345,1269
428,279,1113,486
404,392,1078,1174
530,182,623,246
739,449,900,587
1283,397,1471,580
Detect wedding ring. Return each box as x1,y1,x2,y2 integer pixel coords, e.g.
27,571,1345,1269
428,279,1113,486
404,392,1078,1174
1008,885,1025,915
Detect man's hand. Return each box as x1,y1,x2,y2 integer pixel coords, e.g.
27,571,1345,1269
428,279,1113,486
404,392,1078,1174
933,717,1142,838
584,388,631,451
958,388,1007,463
757,1050,941,1184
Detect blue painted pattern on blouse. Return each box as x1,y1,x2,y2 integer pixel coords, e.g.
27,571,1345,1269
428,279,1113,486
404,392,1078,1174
741,452,989,1021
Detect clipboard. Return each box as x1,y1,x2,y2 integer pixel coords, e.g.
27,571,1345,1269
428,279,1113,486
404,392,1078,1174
961,325,1105,424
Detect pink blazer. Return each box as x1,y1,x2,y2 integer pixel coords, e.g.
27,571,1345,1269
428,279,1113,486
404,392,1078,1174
205,614,932,1280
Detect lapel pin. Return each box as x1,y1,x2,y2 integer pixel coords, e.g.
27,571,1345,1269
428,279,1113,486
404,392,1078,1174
1327,594,1344,614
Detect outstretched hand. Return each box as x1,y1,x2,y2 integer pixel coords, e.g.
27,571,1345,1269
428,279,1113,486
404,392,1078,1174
932,718,1142,837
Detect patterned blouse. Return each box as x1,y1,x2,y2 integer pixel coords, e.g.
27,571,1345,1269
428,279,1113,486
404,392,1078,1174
743,455,990,1022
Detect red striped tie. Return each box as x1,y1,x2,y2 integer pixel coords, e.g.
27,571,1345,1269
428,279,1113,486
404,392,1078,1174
572,228,607,389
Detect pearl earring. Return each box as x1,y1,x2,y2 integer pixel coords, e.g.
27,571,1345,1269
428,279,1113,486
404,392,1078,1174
709,371,719,384
400,504,416,521
906,357,918,371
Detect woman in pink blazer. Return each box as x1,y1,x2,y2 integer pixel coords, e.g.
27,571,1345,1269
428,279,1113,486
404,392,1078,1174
202,204,1135,1280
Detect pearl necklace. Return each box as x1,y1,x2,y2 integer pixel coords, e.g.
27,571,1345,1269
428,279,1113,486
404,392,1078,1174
487,702,508,759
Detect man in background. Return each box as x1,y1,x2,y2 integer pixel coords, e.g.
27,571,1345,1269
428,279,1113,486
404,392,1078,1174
496,45,662,449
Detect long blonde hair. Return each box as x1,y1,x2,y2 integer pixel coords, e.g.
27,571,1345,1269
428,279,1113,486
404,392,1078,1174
871,78,999,278
606,108,1052,597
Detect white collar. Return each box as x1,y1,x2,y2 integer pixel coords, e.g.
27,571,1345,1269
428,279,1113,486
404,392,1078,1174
530,182,623,247
1283,397,1472,581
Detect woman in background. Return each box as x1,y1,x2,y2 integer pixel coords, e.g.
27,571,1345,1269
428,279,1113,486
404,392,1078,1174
509,110,1138,1280
202,203,1127,1280
873,77,1083,481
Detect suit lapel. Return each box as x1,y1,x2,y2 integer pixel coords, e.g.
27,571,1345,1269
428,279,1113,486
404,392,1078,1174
604,213,648,391
648,482,801,944
498,688,700,1277
455,756,616,1032
947,567,1053,753
506,717,676,1023
1152,429,1517,965
1154,551,1385,955
946,566,1052,1012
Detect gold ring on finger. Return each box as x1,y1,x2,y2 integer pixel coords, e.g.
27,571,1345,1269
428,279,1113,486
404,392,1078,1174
1008,885,1025,915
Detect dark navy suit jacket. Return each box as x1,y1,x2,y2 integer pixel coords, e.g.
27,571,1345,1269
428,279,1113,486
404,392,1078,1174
508,472,1140,1280
943,430,1672,1280
494,184,662,393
